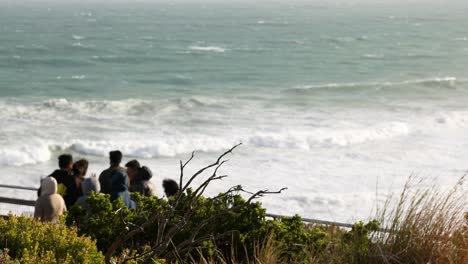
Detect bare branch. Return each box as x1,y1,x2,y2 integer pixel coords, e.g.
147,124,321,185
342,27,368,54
245,188,288,204
193,159,230,198
195,175,228,199
179,151,195,189
181,143,241,194
172,144,241,209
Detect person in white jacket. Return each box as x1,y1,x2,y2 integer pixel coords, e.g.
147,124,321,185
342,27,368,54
34,177,66,223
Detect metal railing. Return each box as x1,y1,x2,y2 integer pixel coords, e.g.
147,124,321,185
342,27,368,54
0,184,38,192
0,184,365,230
0,184,37,216
265,213,355,228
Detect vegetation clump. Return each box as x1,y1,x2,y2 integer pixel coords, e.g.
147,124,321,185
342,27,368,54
0,215,104,264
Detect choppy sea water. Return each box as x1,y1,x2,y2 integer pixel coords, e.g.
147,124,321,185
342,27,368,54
1,1,468,221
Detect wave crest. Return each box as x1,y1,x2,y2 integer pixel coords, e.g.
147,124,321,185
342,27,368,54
249,122,410,149
287,77,461,93
0,141,51,166
188,45,226,53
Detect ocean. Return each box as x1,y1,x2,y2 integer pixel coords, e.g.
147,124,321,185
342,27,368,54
1,0,467,221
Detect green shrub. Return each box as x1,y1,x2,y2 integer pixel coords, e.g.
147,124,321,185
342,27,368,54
342,220,380,263
66,190,363,263
260,215,314,262
66,190,268,261
66,193,160,252
0,215,104,264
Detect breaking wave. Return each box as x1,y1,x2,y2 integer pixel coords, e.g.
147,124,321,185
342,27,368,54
188,45,226,53
0,121,413,166
1,96,467,166
287,77,461,93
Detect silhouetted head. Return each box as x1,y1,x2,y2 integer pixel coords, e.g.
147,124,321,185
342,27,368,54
162,179,179,198
58,154,73,171
109,150,123,167
140,166,153,180
125,160,141,181
73,159,89,179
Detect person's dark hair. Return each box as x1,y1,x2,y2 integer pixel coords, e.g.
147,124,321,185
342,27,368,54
73,159,89,178
140,166,153,180
58,154,73,169
109,150,122,166
162,179,179,198
125,160,141,169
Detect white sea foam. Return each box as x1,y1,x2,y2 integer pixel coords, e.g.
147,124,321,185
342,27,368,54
189,45,226,53
291,77,460,91
248,122,410,149
2,98,467,167
0,141,51,166
0,124,409,166
362,53,385,59
308,122,410,147
434,111,468,127
71,42,95,49
0,118,412,166
254,20,289,26
72,35,85,40
71,75,86,80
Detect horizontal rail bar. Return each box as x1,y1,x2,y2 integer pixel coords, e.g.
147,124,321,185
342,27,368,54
0,196,388,232
266,213,354,228
0,197,35,207
0,184,38,191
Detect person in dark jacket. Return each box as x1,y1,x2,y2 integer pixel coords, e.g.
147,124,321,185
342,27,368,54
99,150,126,195
71,159,88,203
39,154,78,209
126,160,156,196
111,170,136,208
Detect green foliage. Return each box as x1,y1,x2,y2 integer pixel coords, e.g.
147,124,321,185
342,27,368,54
66,190,268,261
171,189,267,257
66,189,383,263
342,220,381,263
0,215,104,264
66,193,170,252
258,215,332,263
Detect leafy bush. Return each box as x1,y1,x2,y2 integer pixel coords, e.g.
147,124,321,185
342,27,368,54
67,190,379,263
260,215,322,262
66,190,268,261
342,220,380,263
66,193,167,252
0,215,104,264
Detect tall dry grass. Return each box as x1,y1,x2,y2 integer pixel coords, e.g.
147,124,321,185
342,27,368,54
370,174,468,263
189,233,280,264
252,233,279,264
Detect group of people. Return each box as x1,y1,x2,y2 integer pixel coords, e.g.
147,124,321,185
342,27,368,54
34,151,180,222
